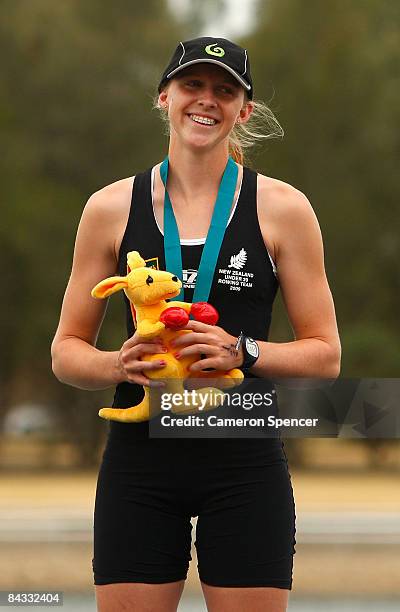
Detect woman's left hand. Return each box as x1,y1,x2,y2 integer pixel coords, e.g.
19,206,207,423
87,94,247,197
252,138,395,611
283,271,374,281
170,320,243,372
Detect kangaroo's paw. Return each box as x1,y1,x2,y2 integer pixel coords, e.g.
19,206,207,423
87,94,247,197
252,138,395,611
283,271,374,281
186,370,243,390
137,320,165,339
194,374,236,390
226,368,244,385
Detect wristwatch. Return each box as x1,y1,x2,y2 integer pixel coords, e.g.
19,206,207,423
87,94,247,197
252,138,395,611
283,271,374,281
235,331,260,371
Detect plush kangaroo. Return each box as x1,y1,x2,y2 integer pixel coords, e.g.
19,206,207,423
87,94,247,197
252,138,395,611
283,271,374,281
91,251,244,422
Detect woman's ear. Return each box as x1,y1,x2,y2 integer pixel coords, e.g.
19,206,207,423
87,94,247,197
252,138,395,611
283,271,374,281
158,90,169,109
237,101,255,124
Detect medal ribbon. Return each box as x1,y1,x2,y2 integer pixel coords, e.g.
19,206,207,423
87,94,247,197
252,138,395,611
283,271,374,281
159,156,238,303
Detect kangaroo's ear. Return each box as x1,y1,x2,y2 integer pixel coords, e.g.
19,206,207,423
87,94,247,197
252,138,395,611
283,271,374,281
91,276,128,299
127,251,146,270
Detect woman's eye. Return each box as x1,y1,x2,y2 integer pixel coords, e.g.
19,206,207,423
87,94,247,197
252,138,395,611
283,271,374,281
219,86,233,95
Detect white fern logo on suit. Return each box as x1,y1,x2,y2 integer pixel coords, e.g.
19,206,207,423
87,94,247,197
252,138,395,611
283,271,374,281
217,248,254,292
228,248,247,270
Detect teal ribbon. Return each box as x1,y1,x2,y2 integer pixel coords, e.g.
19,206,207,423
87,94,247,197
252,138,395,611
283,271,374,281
159,156,238,304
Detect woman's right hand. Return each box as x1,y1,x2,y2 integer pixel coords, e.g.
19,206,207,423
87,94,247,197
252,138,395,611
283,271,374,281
116,333,168,388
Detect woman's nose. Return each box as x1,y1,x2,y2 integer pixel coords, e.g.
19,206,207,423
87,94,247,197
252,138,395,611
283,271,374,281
197,89,217,107
198,99,217,110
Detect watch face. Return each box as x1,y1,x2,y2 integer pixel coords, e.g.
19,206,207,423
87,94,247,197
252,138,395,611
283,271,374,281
245,337,259,358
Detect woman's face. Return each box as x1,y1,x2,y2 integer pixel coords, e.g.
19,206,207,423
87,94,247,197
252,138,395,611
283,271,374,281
158,64,254,153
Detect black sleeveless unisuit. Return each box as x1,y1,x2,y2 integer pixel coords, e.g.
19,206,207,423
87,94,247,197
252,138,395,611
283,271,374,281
93,165,297,589
109,164,281,443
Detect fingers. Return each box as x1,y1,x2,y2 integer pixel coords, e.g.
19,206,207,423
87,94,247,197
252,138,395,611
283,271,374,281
171,332,210,348
123,359,166,388
189,357,218,372
121,354,166,374
139,360,167,371
175,344,217,360
118,334,167,387
124,343,168,361
128,373,164,388
182,320,214,333
123,333,162,349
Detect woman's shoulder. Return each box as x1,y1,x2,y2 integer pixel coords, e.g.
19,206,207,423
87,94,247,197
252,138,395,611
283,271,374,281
254,172,321,262
85,175,135,218
77,176,137,262
256,172,316,225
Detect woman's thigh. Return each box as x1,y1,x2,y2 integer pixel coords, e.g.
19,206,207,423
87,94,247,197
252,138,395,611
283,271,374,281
95,580,185,612
195,459,296,591
92,444,193,587
201,584,289,612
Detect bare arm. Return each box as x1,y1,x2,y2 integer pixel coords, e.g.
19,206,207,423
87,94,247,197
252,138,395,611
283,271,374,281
51,186,126,389
51,179,166,390
251,180,341,378
170,183,340,379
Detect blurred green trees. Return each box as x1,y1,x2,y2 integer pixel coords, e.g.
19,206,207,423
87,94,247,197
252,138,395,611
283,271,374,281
1,0,184,460
243,0,399,376
0,0,398,465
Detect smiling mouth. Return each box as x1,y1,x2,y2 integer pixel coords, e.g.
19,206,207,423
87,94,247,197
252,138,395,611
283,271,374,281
187,114,218,126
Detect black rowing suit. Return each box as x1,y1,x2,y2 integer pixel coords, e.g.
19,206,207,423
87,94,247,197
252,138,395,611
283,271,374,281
93,164,296,588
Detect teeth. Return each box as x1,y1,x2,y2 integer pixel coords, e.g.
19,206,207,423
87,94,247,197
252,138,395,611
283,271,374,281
189,114,216,125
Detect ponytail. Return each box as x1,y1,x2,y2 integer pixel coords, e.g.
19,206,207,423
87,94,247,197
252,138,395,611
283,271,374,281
228,100,284,165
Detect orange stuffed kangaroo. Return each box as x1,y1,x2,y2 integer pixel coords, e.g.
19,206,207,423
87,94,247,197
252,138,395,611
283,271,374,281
91,251,244,422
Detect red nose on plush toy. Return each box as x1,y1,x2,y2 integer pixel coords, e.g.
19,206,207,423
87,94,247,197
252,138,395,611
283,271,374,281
190,302,219,325
160,307,189,329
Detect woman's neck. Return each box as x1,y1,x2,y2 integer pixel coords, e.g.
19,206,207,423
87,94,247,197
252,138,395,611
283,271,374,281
166,144,231,203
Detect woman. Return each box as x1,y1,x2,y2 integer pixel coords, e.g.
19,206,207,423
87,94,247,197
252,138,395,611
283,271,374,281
52,37,341,612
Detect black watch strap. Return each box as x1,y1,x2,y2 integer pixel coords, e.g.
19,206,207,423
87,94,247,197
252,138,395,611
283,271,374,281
236,331,260,370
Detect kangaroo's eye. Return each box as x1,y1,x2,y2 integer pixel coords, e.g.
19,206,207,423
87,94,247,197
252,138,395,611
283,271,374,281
146,275,154,285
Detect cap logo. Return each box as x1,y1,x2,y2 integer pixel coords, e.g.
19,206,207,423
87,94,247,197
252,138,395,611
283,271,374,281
205,43,225,58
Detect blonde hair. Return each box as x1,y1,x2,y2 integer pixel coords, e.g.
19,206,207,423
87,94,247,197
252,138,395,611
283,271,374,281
153,87,284,166
228,99,284,164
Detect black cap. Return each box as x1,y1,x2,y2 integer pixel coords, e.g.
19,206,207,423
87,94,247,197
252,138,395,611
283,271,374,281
158,37,253,100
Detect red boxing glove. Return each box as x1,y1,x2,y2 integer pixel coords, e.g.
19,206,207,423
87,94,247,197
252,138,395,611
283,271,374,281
160,307,189,329
190,302,219,325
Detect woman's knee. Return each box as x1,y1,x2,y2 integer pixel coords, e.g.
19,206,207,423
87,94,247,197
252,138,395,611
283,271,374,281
95,580,185,612
201,583,289,612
